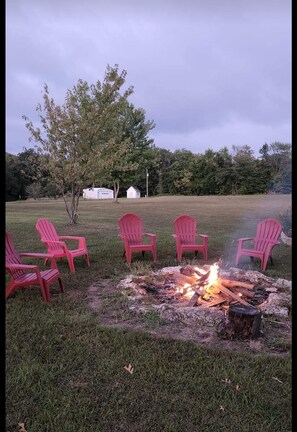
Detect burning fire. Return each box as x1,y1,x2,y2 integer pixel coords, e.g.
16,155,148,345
177,263,220,300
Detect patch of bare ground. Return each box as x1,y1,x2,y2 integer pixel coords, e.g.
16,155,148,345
85,274,291,357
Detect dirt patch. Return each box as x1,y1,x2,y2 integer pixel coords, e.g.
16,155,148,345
86,275,291,357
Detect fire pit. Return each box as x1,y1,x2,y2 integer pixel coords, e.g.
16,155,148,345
117,264,291,340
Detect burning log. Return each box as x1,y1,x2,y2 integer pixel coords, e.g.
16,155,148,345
231,287,255,299
187,292,200,307
200,297,227,308
173,273,197,287
220,279,254,290
180,265,204,277
215,283,255,308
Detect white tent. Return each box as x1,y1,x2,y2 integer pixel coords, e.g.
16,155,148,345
83,187,114,199
126,186,141,199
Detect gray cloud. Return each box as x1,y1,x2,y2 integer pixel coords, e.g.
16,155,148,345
6,0,291,156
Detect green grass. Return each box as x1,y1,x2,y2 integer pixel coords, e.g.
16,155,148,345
6,195,292,432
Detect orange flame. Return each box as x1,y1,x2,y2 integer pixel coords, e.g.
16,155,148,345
181,263,220,299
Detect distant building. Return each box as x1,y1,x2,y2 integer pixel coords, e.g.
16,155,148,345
82,187,114,199
126,186,141,199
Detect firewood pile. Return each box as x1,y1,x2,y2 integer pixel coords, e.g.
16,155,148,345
171,265,268,309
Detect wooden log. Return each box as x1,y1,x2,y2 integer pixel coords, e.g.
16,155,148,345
187,292,200,307
220,279,254,290
200,298,227,308
216,283,255,308
173,273,195,286
225,304,262,339
231,287,255,299
180,265,204,277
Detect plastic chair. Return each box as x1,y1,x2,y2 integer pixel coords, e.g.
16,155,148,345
172,214,208,263
235,218,282,271
6,231,64,302
118,213,157,264
35,218,90,273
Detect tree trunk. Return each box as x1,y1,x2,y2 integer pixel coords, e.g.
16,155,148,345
63,191,80,224
113,180,120,203
223,304,262,340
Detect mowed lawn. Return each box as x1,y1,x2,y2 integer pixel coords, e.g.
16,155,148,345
6,195,292,432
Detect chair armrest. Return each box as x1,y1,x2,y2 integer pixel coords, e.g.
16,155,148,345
19,252,55,259
237,237,254,248
196,234,208,245
59,236,87,248
172,234,182,246
144,233,157,244
19,253,58,269
6,263,38,271
144,233,156,238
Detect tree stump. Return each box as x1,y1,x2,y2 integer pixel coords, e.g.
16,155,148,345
223,304,262,340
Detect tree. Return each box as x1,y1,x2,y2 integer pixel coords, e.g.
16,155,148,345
25,182,42,199
6,153,22,201
94,102,156,201
23,65,134,223
232,145,270,194
166,149,195,195
259,142,292,193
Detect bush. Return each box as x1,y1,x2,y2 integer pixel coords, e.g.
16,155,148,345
279,206,292,236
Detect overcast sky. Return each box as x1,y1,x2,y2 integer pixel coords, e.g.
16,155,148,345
6,0,292,157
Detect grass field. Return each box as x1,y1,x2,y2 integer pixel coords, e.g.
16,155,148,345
5,195,292,432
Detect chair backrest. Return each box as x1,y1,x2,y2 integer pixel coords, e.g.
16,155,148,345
36,218,63,253
36,218,59,242
173,215,197,244
5,231,25,279
254,218,282,251
118,213,143,243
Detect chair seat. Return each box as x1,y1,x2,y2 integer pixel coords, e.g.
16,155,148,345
41,269,61,284
14,273,40,286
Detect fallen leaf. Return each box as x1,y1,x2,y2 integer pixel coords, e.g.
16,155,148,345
235,384,240,391
18,423,27,432
124,363,134,374
221,378,231,384
272,376,283,384
219,405,225,411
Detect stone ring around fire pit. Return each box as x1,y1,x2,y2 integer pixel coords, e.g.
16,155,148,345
117,264,291,340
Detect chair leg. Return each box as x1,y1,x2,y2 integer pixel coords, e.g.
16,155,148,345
86,254,91,267
177,250,182,263
58,277,65,293
125,248,132,264
6,281,16,299
40,281,50,303
67,256,76,273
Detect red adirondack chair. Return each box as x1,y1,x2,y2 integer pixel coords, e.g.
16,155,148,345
118,213,157,264
5,231,64,302
235,218,282,271
172,215,208,263
35,218,90,273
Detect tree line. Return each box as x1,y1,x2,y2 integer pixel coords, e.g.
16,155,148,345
5,64,291,223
